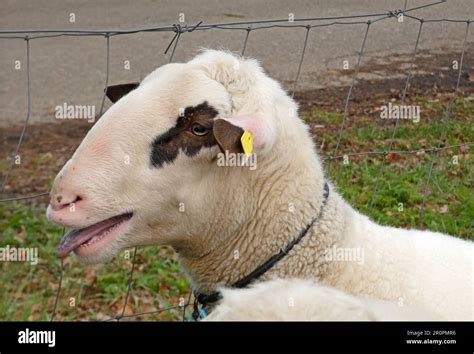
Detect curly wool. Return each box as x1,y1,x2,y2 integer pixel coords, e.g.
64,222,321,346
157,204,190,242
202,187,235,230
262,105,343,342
179,50,473,321
205,278,438,321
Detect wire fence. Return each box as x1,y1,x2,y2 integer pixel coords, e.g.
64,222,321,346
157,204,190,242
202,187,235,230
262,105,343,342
0,0,473,321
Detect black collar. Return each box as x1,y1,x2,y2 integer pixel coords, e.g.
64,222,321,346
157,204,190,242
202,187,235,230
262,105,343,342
192,182,330,320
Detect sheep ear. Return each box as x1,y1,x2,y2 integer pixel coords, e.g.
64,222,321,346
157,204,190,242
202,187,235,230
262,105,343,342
105,83,139,103
214,116,273,154
213,119,245,154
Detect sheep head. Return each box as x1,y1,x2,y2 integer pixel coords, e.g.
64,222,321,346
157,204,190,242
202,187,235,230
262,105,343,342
47,50,310,265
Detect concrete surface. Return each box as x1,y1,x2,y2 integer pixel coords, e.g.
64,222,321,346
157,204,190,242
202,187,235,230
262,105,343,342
0,0,473,125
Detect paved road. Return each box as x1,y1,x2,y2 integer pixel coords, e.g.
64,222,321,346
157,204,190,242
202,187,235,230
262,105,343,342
0,0,473,125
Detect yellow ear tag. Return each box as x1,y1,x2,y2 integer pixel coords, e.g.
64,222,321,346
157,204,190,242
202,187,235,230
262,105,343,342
241,130,254,157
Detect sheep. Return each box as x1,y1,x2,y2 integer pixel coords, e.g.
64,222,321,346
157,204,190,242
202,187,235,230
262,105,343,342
204,278,438,321
47,49,473,321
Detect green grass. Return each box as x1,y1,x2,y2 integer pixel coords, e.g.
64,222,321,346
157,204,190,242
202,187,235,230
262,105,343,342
1,93,472,320
326,153,473,238
0,203,190,321
303,94,473,238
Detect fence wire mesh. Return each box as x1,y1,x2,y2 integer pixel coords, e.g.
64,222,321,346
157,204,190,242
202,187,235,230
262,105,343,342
0,0,472,321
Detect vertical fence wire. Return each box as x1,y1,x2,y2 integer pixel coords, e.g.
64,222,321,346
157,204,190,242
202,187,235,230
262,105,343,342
291,26,311,98
1,37,31,193
0,3,472,321
241,27,251,56
116,247,138,321
182,291,193,321
418,21,471,225
368,20,424,214
98,34,111,117
50,254,64,321
326,21,371,175
167,30,182,63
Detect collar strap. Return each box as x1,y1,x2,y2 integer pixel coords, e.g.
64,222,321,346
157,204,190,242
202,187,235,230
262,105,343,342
192,182,330,320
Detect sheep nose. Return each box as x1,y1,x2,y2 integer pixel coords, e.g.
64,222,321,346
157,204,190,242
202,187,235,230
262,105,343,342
50,192,82,211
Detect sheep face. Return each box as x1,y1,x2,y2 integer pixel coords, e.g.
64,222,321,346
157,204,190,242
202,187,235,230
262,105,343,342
46,51,280,264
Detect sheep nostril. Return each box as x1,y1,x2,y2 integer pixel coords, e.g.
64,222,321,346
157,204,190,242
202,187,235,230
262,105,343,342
52,194,83,211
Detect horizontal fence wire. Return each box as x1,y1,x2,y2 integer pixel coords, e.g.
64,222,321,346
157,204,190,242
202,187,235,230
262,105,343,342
1,142,471,204
0,0,472,321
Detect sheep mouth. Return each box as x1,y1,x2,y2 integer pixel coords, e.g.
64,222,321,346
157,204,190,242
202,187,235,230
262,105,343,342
58,212,133,258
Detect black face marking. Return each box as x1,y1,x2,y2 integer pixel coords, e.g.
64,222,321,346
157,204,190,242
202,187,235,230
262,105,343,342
150,102,219,168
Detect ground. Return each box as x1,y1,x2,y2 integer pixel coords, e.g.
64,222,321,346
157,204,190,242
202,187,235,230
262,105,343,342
1,0,474,319
2,0,474,125
1,61,473,320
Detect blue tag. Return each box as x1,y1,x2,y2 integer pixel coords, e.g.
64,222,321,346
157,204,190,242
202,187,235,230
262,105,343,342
188,307,208,321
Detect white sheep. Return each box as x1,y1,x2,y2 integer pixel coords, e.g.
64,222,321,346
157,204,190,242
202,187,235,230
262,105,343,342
47,49,473,321
205,278,438,321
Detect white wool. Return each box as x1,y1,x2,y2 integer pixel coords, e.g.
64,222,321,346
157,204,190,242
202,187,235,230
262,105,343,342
205,278,439,321
48,49,474,321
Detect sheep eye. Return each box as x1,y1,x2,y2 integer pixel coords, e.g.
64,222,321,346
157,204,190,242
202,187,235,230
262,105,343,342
191,124,209,136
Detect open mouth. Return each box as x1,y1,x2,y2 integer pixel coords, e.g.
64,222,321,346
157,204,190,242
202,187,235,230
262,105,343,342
58,212,133,258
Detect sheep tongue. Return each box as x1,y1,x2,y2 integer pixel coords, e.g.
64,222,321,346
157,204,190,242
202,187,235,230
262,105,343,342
57,228,93,258
57,218,119,258
57,213,133,258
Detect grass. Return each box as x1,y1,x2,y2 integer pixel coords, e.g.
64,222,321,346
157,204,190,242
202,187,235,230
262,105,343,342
303,94,473,238
327,153,473,238
0,93,472,320
0,203,190,321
